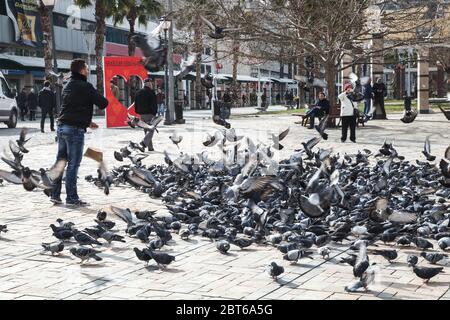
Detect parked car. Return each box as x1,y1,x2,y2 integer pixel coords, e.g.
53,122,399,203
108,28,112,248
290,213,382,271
0,71,18,128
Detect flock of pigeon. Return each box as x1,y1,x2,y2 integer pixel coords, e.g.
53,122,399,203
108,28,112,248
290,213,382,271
0,111,450,294
81,118,449,292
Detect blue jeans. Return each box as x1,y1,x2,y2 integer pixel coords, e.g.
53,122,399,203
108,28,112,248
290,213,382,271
51,124,85,203
158,103,165,116
364,98,371,115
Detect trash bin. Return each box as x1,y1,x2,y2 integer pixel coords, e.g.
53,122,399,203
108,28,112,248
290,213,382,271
175,101,185,124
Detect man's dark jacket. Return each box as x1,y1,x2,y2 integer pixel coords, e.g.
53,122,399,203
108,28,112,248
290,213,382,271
27,92,38,111
58,73,108,128
316,98,330,114
38,88,56,110
223,92,232,103
134,86,157,115
363,84,373,100
17,91,27,109
372,82,387,101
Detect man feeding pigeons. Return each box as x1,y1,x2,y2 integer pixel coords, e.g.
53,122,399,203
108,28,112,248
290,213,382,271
51,59,109,207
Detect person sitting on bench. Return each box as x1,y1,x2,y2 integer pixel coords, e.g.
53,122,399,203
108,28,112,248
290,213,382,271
306,92,330,129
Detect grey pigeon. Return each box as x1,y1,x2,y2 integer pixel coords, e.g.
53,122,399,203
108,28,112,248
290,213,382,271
147,249,175,269
266,262,284,279
73,230,102,247
41,242,64,255
216,240,230,254
420,252,448,265
407,254,418,267
134,247,153,265
70,247,102,264
412,266,444,283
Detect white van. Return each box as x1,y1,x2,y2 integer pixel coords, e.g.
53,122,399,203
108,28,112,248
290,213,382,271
0,71,18,128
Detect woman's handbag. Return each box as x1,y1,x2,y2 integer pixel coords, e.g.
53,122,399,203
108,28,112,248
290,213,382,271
349,98,359,117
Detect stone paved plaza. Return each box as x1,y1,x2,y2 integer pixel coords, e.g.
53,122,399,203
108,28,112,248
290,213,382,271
0,107,449,300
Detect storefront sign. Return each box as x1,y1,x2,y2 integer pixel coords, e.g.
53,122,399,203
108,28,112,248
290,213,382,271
103,56,148,128
5,0,44,47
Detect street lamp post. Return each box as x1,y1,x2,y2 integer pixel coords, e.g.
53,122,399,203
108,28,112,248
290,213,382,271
42,0,60,113
161,18,172,125
257,66,261,109
167,0,175,124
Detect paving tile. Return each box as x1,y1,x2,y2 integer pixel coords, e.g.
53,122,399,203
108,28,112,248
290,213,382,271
0,113,448,300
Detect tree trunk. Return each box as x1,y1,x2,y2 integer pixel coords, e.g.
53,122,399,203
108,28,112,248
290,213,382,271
127,9,137,57
325,61,337,127
95,0,106,94
37,2,53,78
231,38,240,107
194,14,203,109
325,62,337,106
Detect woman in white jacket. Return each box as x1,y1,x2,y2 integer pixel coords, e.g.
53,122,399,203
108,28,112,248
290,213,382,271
338,83,357,143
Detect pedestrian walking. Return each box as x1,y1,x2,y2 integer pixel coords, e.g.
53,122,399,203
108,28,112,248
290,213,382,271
27,88,38,121
363,79,373,115
156,87,165,116
222,88,232,118
38,80,56,133
372,77,387,119
51,59,109,207
110,78,120,100
134,78,157,151
17,88,27,121
261,88,267,110
338,83,357,143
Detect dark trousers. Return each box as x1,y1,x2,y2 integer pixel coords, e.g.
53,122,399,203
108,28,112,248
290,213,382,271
19,107,27,121
341,115,356,142
374,98,387,119
307,108,323,128
29,110,36,121
52,124,85,203
40,108,55,131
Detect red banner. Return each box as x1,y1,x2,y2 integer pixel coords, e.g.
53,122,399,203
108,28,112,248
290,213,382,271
103,56,148,128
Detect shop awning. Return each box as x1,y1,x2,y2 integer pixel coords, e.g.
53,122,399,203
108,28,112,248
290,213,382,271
0,54,95,71
271,77,296,84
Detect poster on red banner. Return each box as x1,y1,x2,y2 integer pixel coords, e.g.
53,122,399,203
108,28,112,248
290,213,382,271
103,56,149,128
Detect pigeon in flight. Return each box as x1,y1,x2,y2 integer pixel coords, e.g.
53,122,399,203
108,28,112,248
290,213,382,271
201,73,214,89
400,109,418,123
271,127,290,150
200,15,241,39
133,34,167,72
169,132,183,148
175,53,198,82
0,225,8,235
422,138,436,161
16,128,30,153
315,115,329,140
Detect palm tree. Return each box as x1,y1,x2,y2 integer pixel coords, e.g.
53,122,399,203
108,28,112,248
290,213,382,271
175,0,219,109
37,1,53,78
74,0,113,94
111,0,163,57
